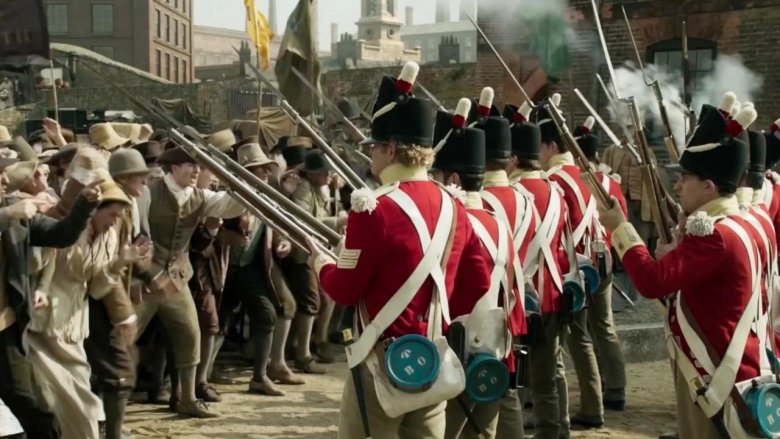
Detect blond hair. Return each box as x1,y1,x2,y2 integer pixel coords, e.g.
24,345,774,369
393,143,434,168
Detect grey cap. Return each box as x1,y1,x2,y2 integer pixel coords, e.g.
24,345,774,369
109,148,150,177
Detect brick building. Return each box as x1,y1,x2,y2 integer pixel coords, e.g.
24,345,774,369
43,0,193,83
476,0,780,145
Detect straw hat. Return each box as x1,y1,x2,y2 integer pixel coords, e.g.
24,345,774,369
5,161,37,193
287,136,313,149
89,123,129,151
93,169,131,205
237,143,274,169
109,148,150,177
208,129,237,153
111,123,142,140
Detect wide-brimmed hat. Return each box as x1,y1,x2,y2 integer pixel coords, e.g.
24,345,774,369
132,141,164,163
156,146,196,166
337,98,364,121
282,144,307,167
270,136,289,155
5,161,37,193
111,123,143,141
301,151,331,174
44,142,80,166
237,143,275,169
109,148,150,177
90,123,129,151
93,169,131,205
5,137,38,162
208,129,237,153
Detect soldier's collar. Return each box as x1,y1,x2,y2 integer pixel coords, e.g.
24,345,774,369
510,169,542,181
735,187,753,208
693,195,740,218
547,152,574,169
379,163,428,185
483,170,509,187
464,191,482,209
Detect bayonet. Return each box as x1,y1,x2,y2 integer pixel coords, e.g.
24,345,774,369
592,0,620,99
574,88,641,162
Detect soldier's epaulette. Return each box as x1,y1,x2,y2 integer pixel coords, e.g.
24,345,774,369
350,183,398,214
684,211,718,237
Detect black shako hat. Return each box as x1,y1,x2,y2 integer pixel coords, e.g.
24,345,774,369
765,117,780,169
574,116,599,160
361,62,434,147
431,98,485,175
467,87,510,161
532,93,564,145
506,102,542,161
667,102,756,193
747,129,767,190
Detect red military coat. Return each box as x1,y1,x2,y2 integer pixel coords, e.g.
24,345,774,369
511,170,568,314
481,170,537,264
458,202,526,336
765,173,780,252
317,165,491,340
547,153,596,253
613,198,762,382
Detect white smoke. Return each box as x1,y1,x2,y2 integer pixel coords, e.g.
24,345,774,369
691,55,763,115
609,62,687,148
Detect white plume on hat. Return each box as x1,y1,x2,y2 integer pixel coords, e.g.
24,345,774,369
583,116,595,131
733,106,758,131
517,101,533,122
454,98,471,123
398,61,420,87
433,98,472,154
479,87,495,110
730,100,742,118
551,93,561,107
719,92,737,114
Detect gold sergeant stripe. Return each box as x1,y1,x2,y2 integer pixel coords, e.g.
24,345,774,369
336,248,361,269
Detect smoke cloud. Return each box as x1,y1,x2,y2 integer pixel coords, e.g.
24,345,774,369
691,55,763,115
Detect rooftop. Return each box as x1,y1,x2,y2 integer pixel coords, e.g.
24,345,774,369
400,21,475,36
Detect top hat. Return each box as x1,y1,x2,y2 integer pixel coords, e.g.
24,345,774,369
156,146,197,166
508,102,542,161
667,101,757,193
132,141,164,163
361,62,434,147
431,99,485,175
90,123,129,151
282,144,306,167
574,116,599,160
109,148,150,177
238,143,275,169
208,129,237,153
337,98,364,121
301,150,331,174
532,94,564,145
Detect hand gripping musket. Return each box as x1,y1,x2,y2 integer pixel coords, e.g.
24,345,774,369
620,97,678,244
621,5,681,162
290,66,372,166
239,54,367,191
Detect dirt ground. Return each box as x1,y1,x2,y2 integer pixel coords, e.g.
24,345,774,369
124,358,676,439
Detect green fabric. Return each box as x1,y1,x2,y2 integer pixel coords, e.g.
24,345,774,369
274,0,320,117
527,15,571,84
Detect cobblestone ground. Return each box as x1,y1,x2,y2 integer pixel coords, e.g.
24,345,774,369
125,358,676,438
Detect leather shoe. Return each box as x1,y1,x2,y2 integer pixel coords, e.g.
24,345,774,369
294,356,327,374
249,378,286,396
177,399,220,419
570,414,604,429
267,366,306,385
195,382,222,403
311,342,336,364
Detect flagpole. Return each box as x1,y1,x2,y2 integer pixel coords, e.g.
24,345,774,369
256,52,263,140
49,59,59,120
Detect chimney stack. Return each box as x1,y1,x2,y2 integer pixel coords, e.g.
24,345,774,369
269,0,278,34
405,6,414,25
435,0,450,23
331,23,339,47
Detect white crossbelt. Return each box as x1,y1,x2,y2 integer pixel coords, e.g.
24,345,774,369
524,185,564,303
345,187,454,368
555,170,596,252
468,213,510,314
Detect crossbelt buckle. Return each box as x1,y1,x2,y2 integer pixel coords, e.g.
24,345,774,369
691,376,709,399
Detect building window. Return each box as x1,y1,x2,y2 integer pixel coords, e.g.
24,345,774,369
165,53,171,80
648,38,716,94
174,19,179,46
47,4,68,34
183,24,187,49
92,4,114,35
165,14,170,42
174,57,179,82
92,45,114,59
183,60,188,82
156,9,161,38
183,0,187,14
155,50,161,76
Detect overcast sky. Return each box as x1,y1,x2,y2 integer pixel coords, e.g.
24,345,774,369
193,0,468,51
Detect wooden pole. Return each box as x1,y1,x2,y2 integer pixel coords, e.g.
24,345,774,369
49,59,59,120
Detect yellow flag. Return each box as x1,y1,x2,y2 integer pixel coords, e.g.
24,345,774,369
245,0,274,70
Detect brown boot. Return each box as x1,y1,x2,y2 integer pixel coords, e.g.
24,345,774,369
267,366,306,385
177,399,220,419
249,378,286,396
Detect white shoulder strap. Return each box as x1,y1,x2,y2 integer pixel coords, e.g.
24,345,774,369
524,184,564,298
345,187,454,368
555,169,596,247
468,213,510,314
675,218,760,416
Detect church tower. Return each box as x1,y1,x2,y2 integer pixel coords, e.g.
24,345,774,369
335,0,419,65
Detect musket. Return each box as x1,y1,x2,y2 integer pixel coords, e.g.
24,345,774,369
546,101,612,208
621,97,678,244
463,10,534,106
237,50,367,191
592,0,620,100
681,21,697,138
621,5,680,162
290,66,372,166
574,88,642,162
